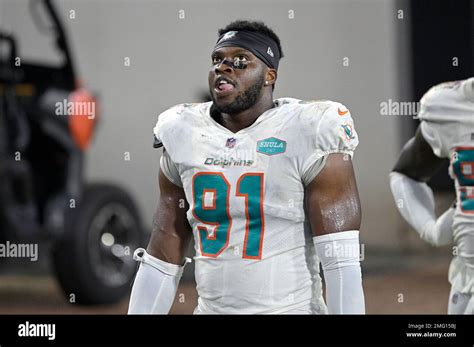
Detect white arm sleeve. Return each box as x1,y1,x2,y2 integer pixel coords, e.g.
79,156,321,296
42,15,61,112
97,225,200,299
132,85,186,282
314,230,365,314
128,248,190,314
389,171,453,246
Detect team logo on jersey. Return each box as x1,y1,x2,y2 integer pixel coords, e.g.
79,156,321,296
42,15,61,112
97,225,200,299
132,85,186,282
204,157,253,168
225,137,237,149
337,107,349,116
341,123,355,140
256,137,286,156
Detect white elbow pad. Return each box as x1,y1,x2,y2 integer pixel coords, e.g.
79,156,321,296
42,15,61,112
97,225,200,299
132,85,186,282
128,248,191,314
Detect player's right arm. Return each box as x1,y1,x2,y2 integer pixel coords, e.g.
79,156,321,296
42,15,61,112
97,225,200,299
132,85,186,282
128,152,192,314
390,127,454,246
301,101,364,314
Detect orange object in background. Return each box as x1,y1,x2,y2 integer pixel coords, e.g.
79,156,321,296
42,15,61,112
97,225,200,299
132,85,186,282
68,88,98,151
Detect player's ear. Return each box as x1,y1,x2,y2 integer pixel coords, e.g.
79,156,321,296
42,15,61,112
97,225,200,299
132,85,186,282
264,68,277,87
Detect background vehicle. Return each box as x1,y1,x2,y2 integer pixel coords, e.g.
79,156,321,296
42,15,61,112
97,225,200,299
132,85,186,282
0,0,145,304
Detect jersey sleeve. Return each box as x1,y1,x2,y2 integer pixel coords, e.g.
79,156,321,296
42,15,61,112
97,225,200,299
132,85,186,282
153,114,164,148
417,85,449,158
419,121,444,158
153,105,179,149
300,101,359,185
462,77,474,101
160,149,183,187
301,156,327,186
152,105,185,186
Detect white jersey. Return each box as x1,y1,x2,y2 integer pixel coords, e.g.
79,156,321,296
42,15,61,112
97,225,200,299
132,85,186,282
153,97,358,313
418,78,474,293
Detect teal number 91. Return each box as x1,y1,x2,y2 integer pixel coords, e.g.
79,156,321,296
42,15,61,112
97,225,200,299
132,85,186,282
192,172,265,259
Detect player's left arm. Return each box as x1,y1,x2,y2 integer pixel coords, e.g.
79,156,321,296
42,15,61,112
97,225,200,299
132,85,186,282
305,153,365,314
390,126,454,246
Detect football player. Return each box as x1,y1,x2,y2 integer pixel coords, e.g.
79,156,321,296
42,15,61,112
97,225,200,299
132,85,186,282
128,20,365,314
390,78,474,314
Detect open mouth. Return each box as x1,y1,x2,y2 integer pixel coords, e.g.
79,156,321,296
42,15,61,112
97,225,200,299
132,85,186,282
214,76,235,95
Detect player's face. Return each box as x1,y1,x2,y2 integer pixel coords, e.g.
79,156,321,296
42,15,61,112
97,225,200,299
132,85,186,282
209,46,266,114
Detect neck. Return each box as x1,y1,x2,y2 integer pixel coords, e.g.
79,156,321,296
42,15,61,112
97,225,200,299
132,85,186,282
214,94,275,133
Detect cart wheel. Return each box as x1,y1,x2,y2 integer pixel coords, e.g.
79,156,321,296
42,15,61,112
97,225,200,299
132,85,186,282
52,183,145,305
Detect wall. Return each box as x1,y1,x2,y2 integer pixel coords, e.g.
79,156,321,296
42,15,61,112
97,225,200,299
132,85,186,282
1,0,420,250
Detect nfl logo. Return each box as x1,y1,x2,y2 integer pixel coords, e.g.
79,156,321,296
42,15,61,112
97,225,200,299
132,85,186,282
225,137,237,149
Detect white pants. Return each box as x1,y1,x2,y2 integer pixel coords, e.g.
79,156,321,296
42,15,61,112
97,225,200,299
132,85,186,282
448,286,474,314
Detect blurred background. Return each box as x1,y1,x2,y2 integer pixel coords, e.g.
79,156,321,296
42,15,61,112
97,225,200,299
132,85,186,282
0,0,472,314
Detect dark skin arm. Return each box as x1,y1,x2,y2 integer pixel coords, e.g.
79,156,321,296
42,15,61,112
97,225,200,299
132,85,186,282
146,161,192,265
392,126,447,182
305,154,361,236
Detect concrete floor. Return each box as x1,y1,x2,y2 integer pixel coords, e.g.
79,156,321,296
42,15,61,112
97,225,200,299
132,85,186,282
0,252,452,314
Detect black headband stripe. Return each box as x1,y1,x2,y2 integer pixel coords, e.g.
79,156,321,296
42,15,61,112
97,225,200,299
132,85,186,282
213,30,280,70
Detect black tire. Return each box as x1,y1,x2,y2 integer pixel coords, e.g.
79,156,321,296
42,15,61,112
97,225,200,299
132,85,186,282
52,183,145,305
